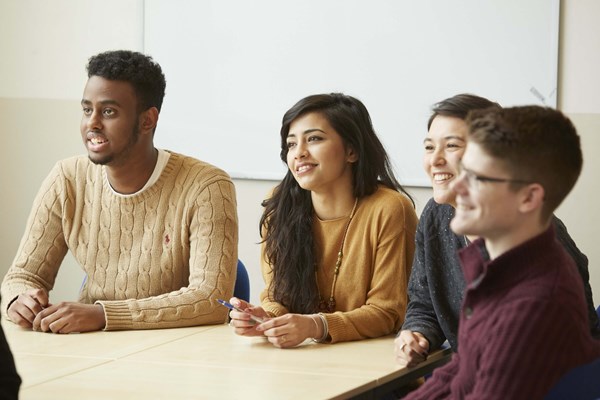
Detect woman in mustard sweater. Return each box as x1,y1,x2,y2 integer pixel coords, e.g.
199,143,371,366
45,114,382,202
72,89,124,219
229,93,418,347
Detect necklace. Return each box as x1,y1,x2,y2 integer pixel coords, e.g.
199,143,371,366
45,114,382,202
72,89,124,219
317,197,359,313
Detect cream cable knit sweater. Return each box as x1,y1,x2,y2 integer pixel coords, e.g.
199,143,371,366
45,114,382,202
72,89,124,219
1,151,238,330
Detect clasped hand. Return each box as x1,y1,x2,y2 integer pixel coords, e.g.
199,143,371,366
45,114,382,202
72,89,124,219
7,288,106,334
227,297,320,348
394,330,430,367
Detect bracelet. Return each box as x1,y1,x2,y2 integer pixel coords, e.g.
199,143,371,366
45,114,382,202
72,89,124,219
311,313,329,343
310,315,320,340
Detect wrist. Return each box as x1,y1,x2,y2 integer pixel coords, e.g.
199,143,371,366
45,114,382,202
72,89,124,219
95,303,107,330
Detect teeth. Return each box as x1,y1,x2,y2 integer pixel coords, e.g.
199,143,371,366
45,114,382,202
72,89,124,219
433,173,453,182
90,137,107,145
297,165,313,173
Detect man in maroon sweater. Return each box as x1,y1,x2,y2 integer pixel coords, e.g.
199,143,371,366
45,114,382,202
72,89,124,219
405,105,600,399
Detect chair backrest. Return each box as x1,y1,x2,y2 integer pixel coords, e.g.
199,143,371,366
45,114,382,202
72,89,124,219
544,357,600,400
234,259,250,302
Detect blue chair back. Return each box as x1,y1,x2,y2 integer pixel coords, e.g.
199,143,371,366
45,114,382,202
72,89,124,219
544,357,600,400
234,259,250,302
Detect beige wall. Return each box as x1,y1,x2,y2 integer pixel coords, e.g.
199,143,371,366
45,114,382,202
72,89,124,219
555,0,600,307
0,1,598,307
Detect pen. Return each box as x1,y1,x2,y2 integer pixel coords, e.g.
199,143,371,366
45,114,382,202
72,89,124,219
217,299,265,324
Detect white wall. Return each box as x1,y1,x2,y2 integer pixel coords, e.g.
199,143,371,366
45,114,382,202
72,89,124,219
0,0,598,307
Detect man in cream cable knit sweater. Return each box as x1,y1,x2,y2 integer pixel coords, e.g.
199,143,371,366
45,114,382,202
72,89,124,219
1,50,238,333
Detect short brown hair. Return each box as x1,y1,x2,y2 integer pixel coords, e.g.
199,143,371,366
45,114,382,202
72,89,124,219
466,106,582,220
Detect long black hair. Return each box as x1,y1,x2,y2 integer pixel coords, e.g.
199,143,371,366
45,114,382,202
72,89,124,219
260,93,413,313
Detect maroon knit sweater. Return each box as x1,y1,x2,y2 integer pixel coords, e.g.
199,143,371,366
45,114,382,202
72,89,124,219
405,225,600,400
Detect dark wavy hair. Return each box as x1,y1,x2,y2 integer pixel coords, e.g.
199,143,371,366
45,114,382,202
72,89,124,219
86,50,166,113
260,93,413,313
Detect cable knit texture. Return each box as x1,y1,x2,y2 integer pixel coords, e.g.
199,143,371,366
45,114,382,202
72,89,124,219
1,152,238,330
260,186,418,343
404,225,600,400
402,198,599,352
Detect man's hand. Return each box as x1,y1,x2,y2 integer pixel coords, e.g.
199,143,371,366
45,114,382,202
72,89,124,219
395,330,430,367
32,303,106,334
7,288,50,328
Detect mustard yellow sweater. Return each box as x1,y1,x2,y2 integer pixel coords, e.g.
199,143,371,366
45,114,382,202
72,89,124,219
260,186,417,343
1,152,238,330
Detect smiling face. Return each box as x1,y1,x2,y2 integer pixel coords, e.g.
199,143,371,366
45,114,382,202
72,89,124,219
285,112,357,196
80,76,143,166
422,115,468,206
450,142,525,243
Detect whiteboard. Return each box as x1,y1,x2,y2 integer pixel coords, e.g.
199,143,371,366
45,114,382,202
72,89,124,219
144,0,559,186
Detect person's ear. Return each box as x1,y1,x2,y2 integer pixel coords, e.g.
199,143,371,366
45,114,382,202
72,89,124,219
518,183,545,214
346,146,359,163
140,107,159,134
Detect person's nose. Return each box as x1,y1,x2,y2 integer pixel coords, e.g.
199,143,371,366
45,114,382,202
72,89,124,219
85,109,102,131
430,148,446,166
294,141,308,159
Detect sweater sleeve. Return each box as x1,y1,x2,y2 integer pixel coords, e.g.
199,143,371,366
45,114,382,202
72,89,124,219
97,178,239,330
1,162,69,316
552,215,600,338
401,209,446,351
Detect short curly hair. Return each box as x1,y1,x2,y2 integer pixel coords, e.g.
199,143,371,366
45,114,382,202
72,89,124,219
86,50,166,113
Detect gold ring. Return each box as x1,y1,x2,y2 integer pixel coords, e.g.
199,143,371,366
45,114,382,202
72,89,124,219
281,335,287,344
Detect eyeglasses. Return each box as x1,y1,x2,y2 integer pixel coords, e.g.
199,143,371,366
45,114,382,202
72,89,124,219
457,163,532,189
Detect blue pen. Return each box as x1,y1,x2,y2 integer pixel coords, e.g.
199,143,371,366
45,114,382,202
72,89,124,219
217,299,265,324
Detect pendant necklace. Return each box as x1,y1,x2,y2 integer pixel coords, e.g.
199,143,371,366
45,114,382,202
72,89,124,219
317,197,359,313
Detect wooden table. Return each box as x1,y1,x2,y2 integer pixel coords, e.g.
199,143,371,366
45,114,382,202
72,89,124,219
3,322,452,400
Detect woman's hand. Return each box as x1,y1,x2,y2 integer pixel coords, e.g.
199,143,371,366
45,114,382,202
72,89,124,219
228,297,270,337
256,313,321,348
394,330,429,367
